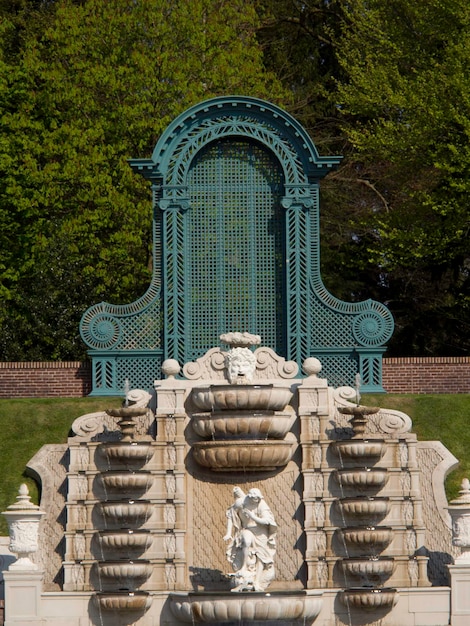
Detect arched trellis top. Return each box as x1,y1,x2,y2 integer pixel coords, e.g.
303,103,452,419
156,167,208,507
129,96,342,188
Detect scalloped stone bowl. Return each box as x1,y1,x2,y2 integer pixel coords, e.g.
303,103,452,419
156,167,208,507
192,439,294,471
339,588,398,611
336,497,391,524
97,560,152,588
338,526,393,553
94,591,152,613
335,468,389,492
341,557,396,585
191,411,294,439
96,530,152,559
99,471,153,496
99,500,153,527
191,385,292,412
169,591,323,623
99,442,154,469
331,440,385,463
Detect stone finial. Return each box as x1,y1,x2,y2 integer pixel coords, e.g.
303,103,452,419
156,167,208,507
220,332,261,348
162,359,181,379
303,357,322,377
2,484,45,571
452,478,470,505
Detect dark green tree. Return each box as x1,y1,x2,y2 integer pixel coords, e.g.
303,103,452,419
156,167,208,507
334,0,470,355
0,0,287,359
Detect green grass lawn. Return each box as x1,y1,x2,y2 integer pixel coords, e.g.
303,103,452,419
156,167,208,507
0,394,468,536
363,393,470,501
0,397,121,535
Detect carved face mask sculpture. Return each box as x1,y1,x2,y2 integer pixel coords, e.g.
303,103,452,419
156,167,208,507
225,347,257,384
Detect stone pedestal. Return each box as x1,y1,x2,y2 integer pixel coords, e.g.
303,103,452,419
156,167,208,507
449,564,470,626
3,569,44,626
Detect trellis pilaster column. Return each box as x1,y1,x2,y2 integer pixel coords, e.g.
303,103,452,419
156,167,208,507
159,194,190,364
283,185,319,365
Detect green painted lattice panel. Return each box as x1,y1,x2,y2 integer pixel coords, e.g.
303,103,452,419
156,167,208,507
80,96,393,395
185,139,285,361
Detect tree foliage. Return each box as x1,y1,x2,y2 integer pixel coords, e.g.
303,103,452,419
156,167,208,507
0,0,286,359
0,0,469,360
256,0,470,356
333,0,470,354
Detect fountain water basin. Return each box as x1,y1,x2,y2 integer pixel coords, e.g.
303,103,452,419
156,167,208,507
341,557,396,586
97,560,152,589
192,439,294,471
95,530,152,559
94,590,152,612
337,526,393,555
99,500,153,528
191,384,292,412
191,410,294,439
99,442,154,469
336,497,391,525
339,587,398,611
169,591,323,623
335,468,389,492
331,440,385,463
99,471,153,497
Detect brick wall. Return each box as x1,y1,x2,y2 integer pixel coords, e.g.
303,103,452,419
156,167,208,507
0,358,469,397
382,356,470,394
0,361,91,398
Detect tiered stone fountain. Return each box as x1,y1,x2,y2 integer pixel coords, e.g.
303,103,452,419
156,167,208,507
1,335,460,626
93,404,154,617
333,404,397,612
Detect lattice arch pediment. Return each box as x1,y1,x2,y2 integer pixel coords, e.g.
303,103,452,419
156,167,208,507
131,96,341,187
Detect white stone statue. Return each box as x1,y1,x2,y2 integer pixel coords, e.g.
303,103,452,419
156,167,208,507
224,487,277,591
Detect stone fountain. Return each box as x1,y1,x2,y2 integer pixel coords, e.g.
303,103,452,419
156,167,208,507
0,334,463,625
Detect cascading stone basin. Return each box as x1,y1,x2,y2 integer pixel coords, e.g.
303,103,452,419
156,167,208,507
191,384,293,412
95,530,152,559
169,591,323,623
335,468,389,492
99,500,153,527
336,497,391,525
339,588,398,611
97,560,152,589
99,442,154,469
331,440,385,463
98,471,153,497
341,557,396,586
191,410,294,439
94,591,152,612
337,526,393,555
192,439,294,471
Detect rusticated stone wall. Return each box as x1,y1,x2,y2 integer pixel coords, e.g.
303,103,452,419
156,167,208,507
0,357,469,397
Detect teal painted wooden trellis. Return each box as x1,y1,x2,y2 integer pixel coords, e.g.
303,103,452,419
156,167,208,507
80,96,394,395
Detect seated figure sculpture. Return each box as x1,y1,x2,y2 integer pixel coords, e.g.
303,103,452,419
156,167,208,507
224,487,277,591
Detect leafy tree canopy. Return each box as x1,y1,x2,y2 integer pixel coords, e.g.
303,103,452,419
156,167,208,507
0,0,287,359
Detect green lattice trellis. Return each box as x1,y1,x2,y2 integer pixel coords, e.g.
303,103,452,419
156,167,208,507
80,96,394,395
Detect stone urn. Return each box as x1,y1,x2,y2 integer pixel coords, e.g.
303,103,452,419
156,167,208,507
2,484,45,571
448,478,470,562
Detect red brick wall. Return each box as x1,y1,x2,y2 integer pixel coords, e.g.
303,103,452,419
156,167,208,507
382,357,470,394
0,358,469,397
0,361,91,398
